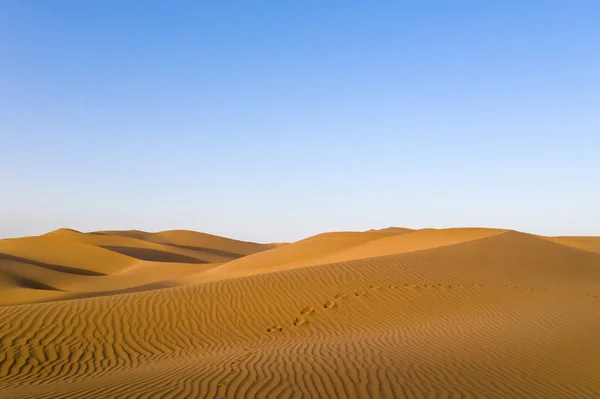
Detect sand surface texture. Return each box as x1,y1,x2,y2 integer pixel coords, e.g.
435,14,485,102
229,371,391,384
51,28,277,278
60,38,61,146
1,227,599,398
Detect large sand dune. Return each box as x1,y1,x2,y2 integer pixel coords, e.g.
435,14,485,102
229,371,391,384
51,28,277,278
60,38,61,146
1,227,599,397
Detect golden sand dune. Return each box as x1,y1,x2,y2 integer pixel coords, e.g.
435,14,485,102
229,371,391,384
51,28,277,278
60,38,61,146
95,229,274,260
544,235,600,253
198,228,506,283
0,229,272,306
45,229,213,263
208,230,405,276
1,227,599,397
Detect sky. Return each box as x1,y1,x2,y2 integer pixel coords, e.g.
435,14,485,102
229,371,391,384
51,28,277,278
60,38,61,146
1,1,599,242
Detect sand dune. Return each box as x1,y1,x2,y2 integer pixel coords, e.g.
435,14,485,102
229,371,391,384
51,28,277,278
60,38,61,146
194,228,507,283
1,227,599,397
544,235,600,253
94,229,274,260
0,229,272,306
207,230,405,277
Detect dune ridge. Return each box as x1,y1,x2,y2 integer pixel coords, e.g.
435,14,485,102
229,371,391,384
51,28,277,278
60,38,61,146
1,227,599,397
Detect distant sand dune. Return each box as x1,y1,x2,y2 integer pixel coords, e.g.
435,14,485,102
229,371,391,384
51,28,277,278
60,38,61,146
99,246,209,263
194,227,507,283
95,229,275,259
544,235,600,253
0,229,270,306
1,227,599,397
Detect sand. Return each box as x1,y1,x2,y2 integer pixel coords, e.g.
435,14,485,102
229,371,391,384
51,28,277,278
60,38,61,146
1,227,599,398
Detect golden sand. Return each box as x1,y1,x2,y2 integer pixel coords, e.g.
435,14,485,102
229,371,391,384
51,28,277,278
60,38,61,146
1,227,599,397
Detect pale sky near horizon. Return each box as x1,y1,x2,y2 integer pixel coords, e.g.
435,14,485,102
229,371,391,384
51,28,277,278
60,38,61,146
1,1,599,242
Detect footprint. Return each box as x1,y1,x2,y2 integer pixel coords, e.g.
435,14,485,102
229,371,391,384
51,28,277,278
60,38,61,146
324,300,336,309
218,380,229,388
354,290,366,297
267,325,283,333
293,315,307,326
334,293,348,299
300,306,315,315
405,284,419,291
388,285,397,289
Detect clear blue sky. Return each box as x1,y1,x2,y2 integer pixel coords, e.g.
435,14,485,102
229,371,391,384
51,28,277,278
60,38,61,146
1,1,599,242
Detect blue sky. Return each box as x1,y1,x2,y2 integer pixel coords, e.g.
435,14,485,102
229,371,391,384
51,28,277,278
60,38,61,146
1,1,599,242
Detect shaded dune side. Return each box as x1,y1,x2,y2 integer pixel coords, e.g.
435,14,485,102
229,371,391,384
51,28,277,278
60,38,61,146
0,264,74,307
1,231,599,398
95,229,275,260
99,246,208,264
154,243,249,261
0,253,105,276
0,268,60,291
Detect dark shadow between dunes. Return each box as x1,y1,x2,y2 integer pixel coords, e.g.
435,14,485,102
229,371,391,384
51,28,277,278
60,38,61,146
0,268,62,291
13,276,62,291
100,246,208,263
163,244,245,260
0,253,105,276
87,232,248,259
52,281,177,302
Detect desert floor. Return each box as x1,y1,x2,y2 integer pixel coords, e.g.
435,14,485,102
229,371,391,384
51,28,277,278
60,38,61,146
1,227,599,398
